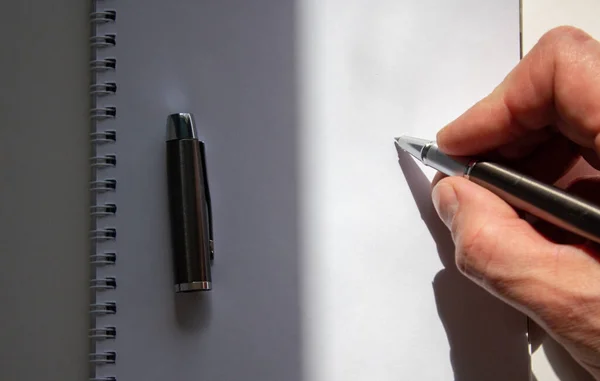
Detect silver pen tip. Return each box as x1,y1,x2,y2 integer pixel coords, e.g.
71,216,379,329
394,135,430,160
167,113,198,140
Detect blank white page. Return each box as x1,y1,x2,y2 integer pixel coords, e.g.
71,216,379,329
298,1,530,380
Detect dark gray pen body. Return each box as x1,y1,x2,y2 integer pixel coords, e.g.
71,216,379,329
468,162,600,244
166,113,213,292
396,136,600,245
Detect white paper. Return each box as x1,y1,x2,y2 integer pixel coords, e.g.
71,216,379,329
298,1,530,379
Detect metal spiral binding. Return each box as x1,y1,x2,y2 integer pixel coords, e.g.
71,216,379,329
90,252,117,266
90,352,117,365
90,3,118,380
90,228,117,241
90,179,117,192
90,58,117,71
90,302,117,315
91,130,116,144
91,106,117,120
91,203,117,217
90,10,116,23
89,326,117,340
90,155,117,168
90,34,116,48
90,83,117,96
91,277,117,290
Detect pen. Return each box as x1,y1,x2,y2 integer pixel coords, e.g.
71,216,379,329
166,113,214,292
395,135,600,245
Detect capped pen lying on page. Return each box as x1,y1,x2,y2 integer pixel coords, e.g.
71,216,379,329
166,113,214,292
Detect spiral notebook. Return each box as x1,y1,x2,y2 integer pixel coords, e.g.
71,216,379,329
88,1,530,380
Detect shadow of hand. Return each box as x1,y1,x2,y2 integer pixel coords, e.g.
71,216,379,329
397,150,530,381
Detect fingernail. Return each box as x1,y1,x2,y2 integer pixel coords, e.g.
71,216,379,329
432,183,459,228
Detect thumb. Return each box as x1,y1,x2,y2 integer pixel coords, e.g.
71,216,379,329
431,176,566,311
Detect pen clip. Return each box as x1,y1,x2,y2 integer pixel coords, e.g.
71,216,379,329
198,140,214,262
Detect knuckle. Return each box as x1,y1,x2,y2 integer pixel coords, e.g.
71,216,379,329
536,25,600,139
539,25,592,47
454,222,496,281
454,220,534,296
539,26,595,67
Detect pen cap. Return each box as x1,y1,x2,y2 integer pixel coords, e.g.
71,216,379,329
166,113,214,292
167,112,198,140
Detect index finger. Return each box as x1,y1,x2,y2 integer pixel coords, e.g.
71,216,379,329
437,26,600,156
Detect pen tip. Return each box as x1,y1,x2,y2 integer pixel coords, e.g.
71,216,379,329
394,135,430,160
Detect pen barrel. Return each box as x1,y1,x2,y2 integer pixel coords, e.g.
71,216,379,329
468,162,600,245
166,139,212,292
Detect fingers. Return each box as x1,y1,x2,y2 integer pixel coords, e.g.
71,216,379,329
436,26,600,157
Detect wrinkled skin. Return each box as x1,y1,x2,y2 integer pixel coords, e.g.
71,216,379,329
432,26,600,379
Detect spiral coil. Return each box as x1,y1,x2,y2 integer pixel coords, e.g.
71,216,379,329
91,277,117,290
90,2,118,380
90,327,117,340
90,252,117,266
90,179,117,192
90,155,117,168
90,352,117,365
91,203,117,217
91,131,117,144
90,58,117,71
90,302,117,316
90,34,116,49
90,228,117,241
90,83,117,96
90,10,116,23
91,106,117,120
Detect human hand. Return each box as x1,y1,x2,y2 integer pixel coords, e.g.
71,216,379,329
432,26,600,379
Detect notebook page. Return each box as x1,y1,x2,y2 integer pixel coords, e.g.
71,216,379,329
298,0,530,380
91,1,529,380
